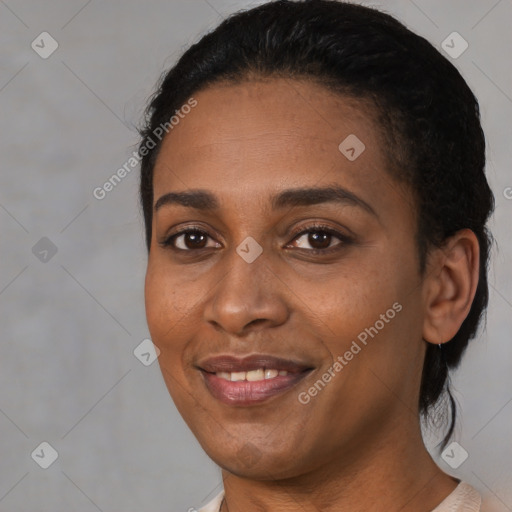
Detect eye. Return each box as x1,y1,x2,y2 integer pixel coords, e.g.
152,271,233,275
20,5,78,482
288,224,351,253
160,228,220,251
159,224,352,254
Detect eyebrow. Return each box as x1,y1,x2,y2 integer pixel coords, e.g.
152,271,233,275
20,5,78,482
154,185,377,217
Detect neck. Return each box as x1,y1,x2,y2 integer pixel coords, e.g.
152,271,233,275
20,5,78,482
219,419,458,512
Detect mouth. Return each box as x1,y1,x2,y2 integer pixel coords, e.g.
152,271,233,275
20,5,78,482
196,354,315,406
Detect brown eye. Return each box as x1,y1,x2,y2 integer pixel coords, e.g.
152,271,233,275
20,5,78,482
292,227,346,252
307,231,333,250
178,231,208,250
162,229,219,251
295,230,335,250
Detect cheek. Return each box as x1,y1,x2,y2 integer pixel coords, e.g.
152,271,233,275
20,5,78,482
145,252,196,311
301,261,396,336
318,262,423,400
145,264,195,406
298,247,420,380
144,265,166,336
144,258,211,389
144,261,187,348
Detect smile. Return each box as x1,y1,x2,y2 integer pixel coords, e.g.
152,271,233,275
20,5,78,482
196,353,315,406
200,368,312,406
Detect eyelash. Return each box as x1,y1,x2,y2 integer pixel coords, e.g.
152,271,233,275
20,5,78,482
159,223,352,255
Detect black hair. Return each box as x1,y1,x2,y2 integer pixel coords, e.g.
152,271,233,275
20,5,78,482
138,0,494,451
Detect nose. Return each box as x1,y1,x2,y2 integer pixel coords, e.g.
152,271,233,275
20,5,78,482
203,244,289,336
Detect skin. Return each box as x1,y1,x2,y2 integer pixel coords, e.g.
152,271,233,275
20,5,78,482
144,78,480,512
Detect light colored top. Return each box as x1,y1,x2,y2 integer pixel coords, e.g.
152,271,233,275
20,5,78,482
198,481,481,512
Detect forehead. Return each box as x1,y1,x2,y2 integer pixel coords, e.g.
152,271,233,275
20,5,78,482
153,78,393,207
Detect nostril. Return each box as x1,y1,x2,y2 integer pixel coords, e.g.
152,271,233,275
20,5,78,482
247,319,266,328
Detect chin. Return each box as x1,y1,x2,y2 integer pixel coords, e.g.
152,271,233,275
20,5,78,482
205,441,308,480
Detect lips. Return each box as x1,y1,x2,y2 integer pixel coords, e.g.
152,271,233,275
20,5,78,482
196,354,314,406
196,354,313,374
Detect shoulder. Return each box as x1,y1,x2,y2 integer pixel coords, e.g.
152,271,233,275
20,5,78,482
431,481,482,512
197,490,224,512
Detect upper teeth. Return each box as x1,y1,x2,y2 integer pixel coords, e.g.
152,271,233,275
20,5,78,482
216,368,289,381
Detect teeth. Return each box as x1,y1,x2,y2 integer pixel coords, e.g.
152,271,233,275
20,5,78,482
265,369,278,379
215,368,289,381
246,369,265,381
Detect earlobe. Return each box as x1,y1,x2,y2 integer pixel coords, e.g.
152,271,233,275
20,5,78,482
422,229,480,345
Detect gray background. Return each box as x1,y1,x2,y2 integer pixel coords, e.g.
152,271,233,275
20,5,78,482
0,0,511,510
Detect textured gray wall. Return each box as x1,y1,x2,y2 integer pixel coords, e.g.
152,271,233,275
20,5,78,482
0,1,510,510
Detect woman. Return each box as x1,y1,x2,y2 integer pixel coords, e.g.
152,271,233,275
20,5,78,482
138,1,494,510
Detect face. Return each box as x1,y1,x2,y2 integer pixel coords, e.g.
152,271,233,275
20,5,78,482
145,78,428,479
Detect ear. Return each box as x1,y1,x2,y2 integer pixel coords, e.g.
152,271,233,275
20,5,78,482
422,229,480,345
